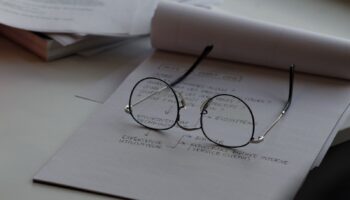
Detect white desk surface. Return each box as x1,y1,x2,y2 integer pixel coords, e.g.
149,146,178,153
1,1,350,199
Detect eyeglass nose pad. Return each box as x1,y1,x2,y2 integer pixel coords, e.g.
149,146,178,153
200,99,210,114
176,92,186,109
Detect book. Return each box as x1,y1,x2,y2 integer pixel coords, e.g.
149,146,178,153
33,2,350,199
0,24,127,61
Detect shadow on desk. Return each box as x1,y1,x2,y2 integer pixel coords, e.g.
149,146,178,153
295,140,350,199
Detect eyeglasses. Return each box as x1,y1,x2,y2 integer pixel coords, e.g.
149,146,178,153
125,45,295,148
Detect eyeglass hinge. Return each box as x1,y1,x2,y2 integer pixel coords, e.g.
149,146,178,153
250,136,264,144
125,105,131,114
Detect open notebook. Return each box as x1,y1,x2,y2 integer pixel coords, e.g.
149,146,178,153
34,2,350,200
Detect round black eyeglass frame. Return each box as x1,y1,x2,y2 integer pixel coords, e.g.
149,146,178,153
127,77,256,148
125,45,295,148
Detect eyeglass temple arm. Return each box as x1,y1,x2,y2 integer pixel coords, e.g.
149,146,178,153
170,45,214,87
125,86,169,114
126,45,213,113
251,64,295,144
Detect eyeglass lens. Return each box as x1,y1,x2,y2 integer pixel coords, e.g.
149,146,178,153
130,78,179,130
201,94,254,147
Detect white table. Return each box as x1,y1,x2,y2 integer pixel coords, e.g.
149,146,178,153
1,1,350,199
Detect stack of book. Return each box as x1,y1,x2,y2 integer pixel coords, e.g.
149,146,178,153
0,25,129,61
0,0,158,60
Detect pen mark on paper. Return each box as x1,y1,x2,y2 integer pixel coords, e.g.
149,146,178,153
118,133,289,166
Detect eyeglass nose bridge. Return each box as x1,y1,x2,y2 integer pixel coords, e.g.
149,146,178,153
177,92,210,114
175,91,186,109
200,99,210,114
175,92,206,131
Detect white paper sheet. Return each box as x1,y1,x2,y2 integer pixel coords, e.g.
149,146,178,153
311,102,350,167
76,37,153,103
0,0,157,36
47,33,85,46
174,0,223,8
35,51,350,200
151,2,350,80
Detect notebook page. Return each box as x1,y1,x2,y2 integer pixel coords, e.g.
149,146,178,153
152,2,350,80
34,51,350,200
